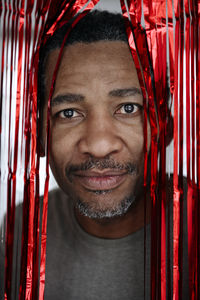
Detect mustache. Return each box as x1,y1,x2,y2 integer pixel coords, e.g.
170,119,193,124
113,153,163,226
65,158,138,181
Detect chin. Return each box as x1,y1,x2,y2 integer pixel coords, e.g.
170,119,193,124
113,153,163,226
75,195,136,219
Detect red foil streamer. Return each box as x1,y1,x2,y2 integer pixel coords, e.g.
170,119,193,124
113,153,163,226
4,1,27,298
1,0,200,299
17,2,51,299
197,3,200,298
186,1,200,299
120,1,200,299
185,1,193,298
122,1,175,299
120,2,149,297
185,1,199,299
173,1,184,299
144,3,168,298
120,1,166,299
39,1,100,299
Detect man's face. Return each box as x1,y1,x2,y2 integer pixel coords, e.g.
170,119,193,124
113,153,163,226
43,41,150,219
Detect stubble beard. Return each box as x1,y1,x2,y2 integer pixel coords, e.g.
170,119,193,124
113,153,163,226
66,157,139,219
75,192,136,219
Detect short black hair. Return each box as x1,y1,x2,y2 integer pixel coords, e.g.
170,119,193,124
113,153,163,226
38,10,128,107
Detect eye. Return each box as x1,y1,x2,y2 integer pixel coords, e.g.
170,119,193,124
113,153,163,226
58,109,81,119
116,103,141,115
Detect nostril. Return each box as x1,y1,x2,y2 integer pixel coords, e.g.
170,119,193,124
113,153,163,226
77,132,123,158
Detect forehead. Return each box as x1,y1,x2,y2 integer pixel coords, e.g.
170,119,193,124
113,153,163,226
45,41,141,98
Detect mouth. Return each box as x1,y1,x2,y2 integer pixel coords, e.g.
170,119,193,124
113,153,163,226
72,170,128,191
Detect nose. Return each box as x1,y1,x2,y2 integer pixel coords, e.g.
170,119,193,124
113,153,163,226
77,116,123,158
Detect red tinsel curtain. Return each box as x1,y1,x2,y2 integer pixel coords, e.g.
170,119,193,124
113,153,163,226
0,1,100,299
0,0,199,299
120,0,200,299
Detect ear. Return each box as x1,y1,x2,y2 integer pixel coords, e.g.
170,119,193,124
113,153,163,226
166,113,173,146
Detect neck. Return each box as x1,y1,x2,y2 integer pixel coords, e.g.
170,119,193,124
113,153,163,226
75,195,151,239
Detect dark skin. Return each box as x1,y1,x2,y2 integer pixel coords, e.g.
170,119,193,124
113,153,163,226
42,41,151,238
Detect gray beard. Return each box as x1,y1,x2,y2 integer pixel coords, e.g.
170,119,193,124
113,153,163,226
75,194,135,219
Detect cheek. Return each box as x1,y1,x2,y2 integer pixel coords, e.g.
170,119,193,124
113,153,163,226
49,125,75,168
120,122,145,156
126,116,151,159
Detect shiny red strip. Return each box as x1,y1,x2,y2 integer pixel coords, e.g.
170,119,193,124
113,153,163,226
39,2,100,299
173,1,184,299
4,2,25,298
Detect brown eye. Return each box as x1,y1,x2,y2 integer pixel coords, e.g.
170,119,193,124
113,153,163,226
123,104,135,113
116,103,141,115
58,109,80,119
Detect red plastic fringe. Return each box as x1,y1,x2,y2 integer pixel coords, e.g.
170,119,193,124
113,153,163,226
185,1,200,299
121,0,199,299
0,1,100,299
121,1,169,299
0,0,200,299
39,3,101,299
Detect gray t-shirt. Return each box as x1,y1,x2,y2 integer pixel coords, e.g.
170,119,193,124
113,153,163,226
44,188,189,300
45,189,151,300
0,187,189,299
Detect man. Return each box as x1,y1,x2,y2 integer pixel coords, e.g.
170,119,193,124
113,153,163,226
40,10,151,235
38,10,153,299
1,10,188,299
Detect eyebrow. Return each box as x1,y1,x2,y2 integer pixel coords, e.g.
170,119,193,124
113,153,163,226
51,94,84,106
51,87,142,107
109,87,142,97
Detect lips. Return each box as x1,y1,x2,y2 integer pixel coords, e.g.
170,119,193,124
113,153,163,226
72,170,127,191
